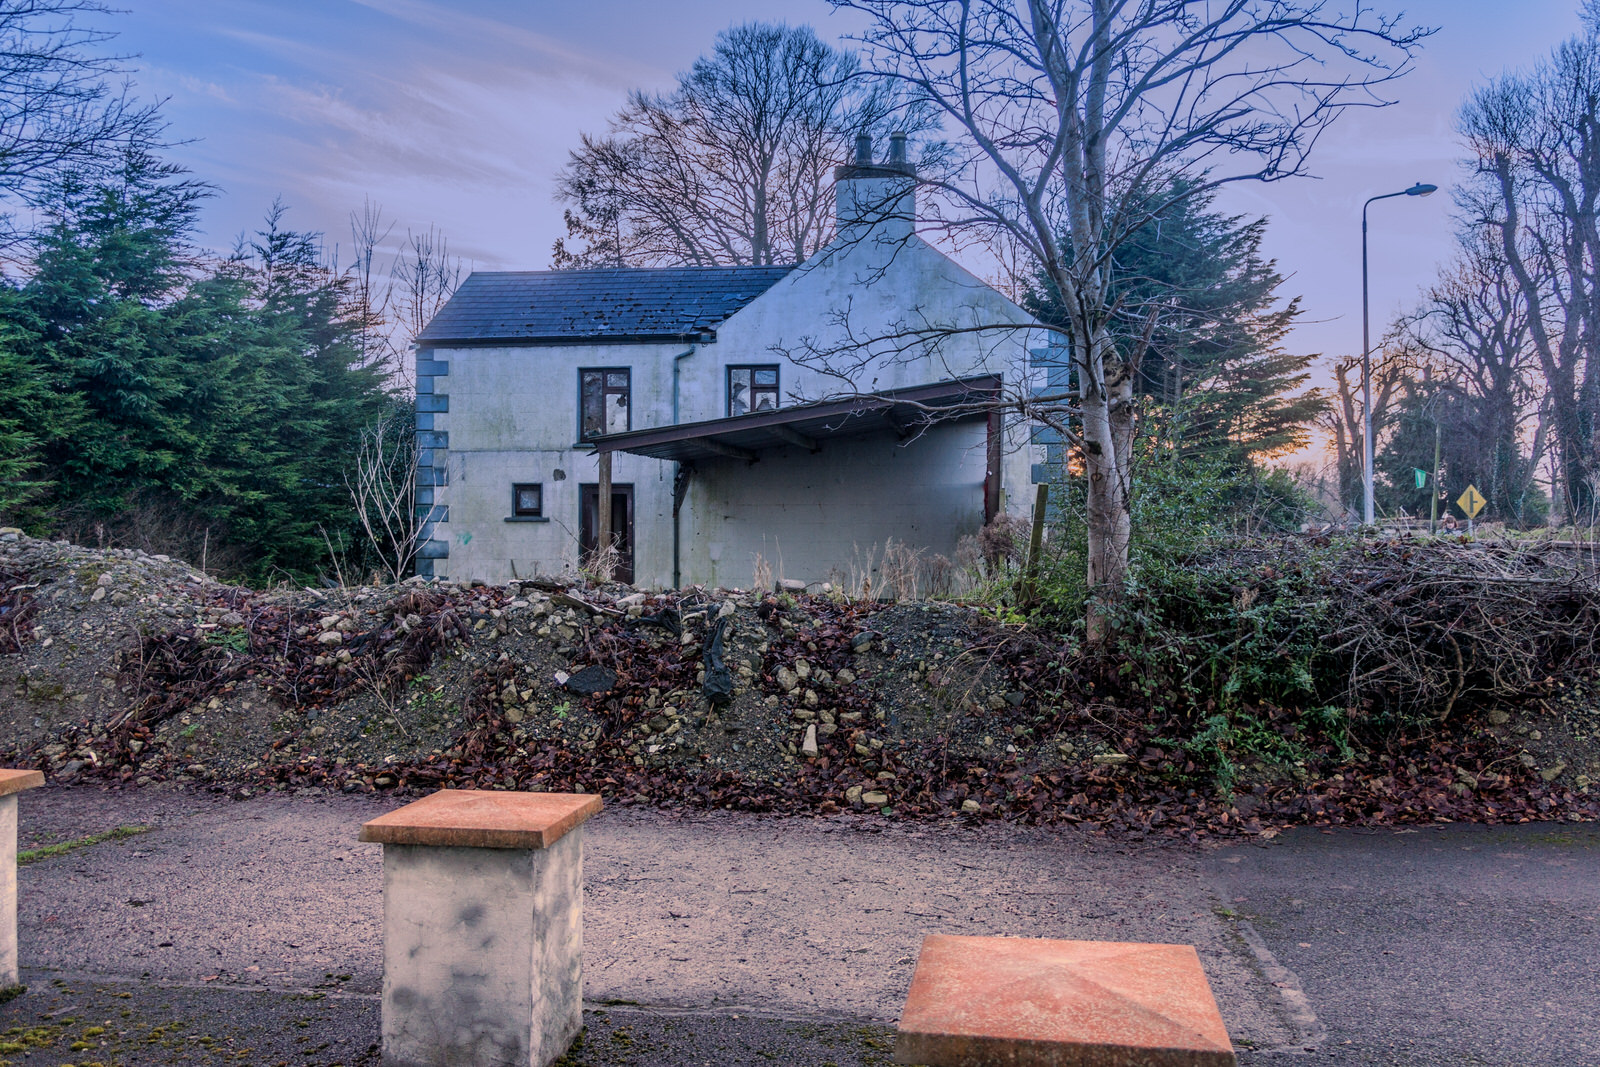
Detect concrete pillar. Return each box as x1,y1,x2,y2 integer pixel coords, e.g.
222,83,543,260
0,769,45,990
359,789,602,1067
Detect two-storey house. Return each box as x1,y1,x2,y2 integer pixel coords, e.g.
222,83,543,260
413,135,1048,588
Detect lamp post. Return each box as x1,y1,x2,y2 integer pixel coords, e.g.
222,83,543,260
1362,182,1437,526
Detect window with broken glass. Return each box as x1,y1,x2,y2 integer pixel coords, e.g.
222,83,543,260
580,368,631,440
727,365,779,417
511,483,543,517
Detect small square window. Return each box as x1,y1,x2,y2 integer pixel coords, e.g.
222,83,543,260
512,483,543,517
728,365,780,416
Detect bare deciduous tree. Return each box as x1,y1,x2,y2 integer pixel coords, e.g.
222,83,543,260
336,204,463,390
1325,343,1419,517
346,408,423,584
394,224,462,349
1459,12,1600,522
0,0,166,242
346,198,398,374
553,22,926,268
826,0,1425,636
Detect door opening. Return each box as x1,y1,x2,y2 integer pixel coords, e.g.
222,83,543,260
580,483,635,584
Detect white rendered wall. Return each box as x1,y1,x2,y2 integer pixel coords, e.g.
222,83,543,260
429,342,683,587
681,421,991,590
682,233,1043,422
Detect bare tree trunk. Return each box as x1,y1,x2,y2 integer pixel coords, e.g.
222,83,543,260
830,0,1422,637
1079,320,1132,633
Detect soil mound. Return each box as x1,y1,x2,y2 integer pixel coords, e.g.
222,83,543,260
2,529,1595,837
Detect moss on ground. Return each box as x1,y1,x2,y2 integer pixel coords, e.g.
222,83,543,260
17,827,151,866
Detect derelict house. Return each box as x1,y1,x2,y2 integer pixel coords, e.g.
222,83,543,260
412,135,1050,589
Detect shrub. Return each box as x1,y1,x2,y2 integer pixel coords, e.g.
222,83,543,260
1095,536,1600,791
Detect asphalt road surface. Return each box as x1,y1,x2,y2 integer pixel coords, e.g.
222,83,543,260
5,785,1597,1065
1210,822,1600,1065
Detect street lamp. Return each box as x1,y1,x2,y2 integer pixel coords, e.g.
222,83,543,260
1362,181,1437,526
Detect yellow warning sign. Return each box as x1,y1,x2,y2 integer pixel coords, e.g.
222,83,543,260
1457,484,1486,519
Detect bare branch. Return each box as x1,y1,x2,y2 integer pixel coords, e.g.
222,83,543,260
345,409,424,585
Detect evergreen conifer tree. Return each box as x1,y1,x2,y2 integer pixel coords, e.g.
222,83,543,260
1029,180,1324,465
0,156,394,577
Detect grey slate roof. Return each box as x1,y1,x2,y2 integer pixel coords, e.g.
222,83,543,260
415,266,795,345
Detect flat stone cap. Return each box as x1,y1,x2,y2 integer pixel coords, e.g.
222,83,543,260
0,769,45,798
895,934,1235,1067
358,789,601,849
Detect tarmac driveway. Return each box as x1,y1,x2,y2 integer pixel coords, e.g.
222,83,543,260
8,785,1599,1065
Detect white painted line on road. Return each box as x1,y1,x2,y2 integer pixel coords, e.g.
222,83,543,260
1234,918,1326,1055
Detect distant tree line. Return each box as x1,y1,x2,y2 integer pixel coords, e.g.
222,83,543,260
1330,4,1600,528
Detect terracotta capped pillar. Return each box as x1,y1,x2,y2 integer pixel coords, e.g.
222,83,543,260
359,789,602,1067
1,769,45,990
895,933,1236,1067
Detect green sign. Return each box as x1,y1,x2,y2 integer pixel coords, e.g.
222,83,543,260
1413,468,1428,489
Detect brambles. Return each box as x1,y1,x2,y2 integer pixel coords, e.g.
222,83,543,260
111,585,471,756
1085,535,1600,790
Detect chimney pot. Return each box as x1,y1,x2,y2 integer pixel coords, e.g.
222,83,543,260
855,133,873,165
888,132,907,165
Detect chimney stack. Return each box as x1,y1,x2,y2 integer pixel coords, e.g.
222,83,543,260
833,132,918,244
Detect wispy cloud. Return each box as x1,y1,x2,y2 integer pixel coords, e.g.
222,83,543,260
347,0,647,87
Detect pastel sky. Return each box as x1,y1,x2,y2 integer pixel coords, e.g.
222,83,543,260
108,0,1588,455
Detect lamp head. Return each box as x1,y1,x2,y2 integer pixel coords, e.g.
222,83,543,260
1406,182,1438,197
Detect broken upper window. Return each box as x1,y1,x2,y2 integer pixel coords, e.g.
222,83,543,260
580,368,631,440
728,365,779,417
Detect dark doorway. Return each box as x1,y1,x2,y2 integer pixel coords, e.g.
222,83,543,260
579,483,635,584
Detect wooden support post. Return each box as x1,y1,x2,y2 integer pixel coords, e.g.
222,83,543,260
1020,483,1048,607
984,409,1003,524
597,450,613,558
